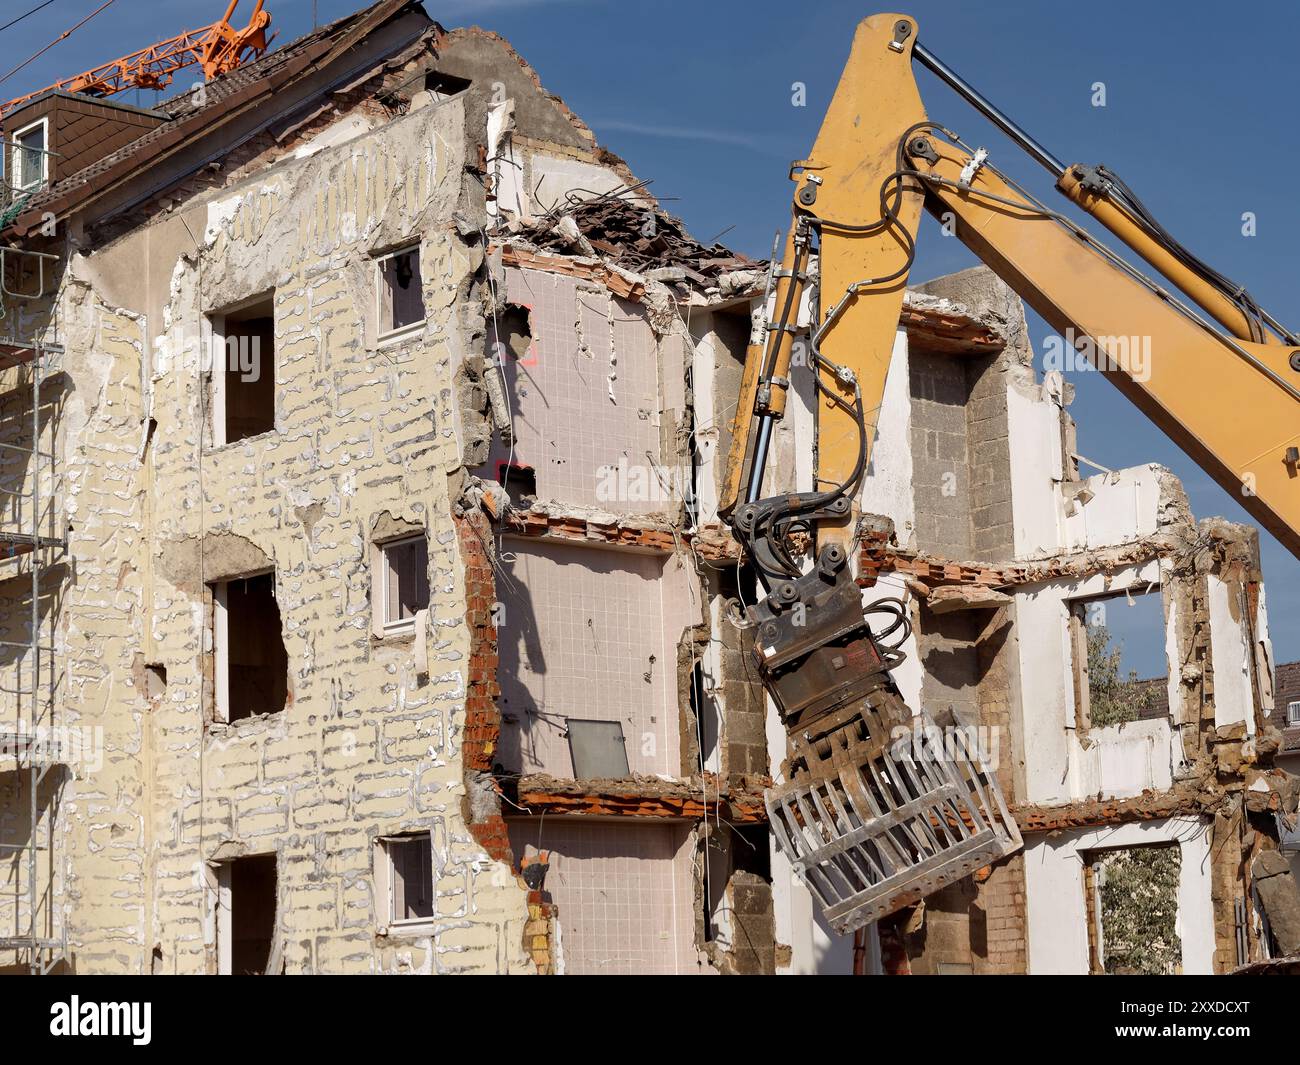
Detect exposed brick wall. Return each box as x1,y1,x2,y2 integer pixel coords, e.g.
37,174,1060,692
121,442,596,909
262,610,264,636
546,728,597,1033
909,350,972,560
453,510,522,878
1209,808,1244,973
878,916,912,975
523,887,558,974
458,510,500,775
965,353,1016,561
976,856,1027,973
896,857,1026,974
726,870,777,974
719,607,767,777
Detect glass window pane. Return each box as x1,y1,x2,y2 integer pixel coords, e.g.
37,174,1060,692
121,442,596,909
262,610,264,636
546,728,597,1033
383,538,428,624
379,249,424,333
17,125,44,189
391,836,433,920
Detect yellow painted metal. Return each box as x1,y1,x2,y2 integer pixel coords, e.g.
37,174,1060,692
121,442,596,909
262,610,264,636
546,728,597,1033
1056,168,1276,345
724,11,1299,561
720,13,927,549
719,228,801,519
912,136,1300,557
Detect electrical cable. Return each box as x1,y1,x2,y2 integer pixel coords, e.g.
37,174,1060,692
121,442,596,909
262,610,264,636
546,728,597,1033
0,0,116,90
743,123,957,580
1093,163,1292,344
0,1,57,38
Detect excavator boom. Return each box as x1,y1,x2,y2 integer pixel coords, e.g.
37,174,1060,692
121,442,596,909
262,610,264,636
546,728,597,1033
725,13,1300,936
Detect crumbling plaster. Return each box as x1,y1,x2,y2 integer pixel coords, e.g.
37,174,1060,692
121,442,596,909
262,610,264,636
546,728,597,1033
7,71,551,973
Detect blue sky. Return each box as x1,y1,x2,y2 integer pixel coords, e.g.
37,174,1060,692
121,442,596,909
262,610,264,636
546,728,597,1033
5,0,1297,674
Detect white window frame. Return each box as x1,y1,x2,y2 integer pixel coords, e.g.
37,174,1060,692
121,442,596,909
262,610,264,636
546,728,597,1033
11,117,49,192
207,861,233,975
212,580,230,724
377,534,428,636
207,312,228,447
374,831,435,935
374,244,425,344
1288,700,1300,726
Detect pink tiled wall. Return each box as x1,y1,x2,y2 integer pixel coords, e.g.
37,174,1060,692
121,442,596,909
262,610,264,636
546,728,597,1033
496,538,695,778
509,819,703,975
483,267,668,511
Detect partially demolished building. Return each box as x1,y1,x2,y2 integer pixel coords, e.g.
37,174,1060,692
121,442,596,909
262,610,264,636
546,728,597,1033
0,0,1296,975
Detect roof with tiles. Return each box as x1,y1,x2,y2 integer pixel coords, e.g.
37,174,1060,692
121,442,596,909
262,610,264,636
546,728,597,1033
4,0,428,234
1274,660,1300,736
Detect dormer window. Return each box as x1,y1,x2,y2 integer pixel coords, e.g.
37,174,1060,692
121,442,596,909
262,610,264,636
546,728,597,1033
12,118,48,192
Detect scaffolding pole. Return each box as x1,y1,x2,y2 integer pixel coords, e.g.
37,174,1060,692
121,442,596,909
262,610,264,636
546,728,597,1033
0,239,66,973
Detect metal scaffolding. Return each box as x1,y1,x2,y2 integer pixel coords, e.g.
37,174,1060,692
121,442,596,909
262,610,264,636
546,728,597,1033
0,320,66,974
0,129,66,973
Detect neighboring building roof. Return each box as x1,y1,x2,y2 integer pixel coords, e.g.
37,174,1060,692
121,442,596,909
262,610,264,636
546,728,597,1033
5,0,429,238
1273,660,1300,745
1126,675,1171,721
1096,662,1300,734
1277,661,1300,706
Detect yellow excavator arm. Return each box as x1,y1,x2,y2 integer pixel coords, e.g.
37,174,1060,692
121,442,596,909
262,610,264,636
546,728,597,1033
725,13,1300,937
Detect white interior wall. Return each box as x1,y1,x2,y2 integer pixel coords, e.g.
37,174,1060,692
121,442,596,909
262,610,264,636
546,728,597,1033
1023,816,1215,974
689,314,723,526
1061,465,1163,553
1209,573,1256,735
1015,560,1172,804
495,538,691,778
858,330,916,550
1007,380,1065,559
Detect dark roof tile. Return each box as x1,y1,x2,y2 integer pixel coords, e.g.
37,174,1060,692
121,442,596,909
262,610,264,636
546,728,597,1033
6,1,424,231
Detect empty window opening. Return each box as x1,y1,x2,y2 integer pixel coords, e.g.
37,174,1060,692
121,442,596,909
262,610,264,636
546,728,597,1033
497,462,536,501
423,70,472,100
731,824,771,882
488,304,532,365
213,853,278,975
376,245,424,339
704,824,774,969
211,571,288,724
378,832,434,928
379,535,429,633
210,294,275,444
690,655,718,775
11,118,48,191
1069,587,1167,729
1083,844,1181,975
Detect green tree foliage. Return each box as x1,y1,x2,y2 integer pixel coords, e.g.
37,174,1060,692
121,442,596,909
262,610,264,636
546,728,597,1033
1096,845,1182,975
1086,624,1162,728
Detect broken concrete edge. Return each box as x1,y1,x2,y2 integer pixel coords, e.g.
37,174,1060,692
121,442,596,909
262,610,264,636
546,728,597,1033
1251,849,1300,956
488,497,740,561
490,239,1009,355
493,243,645,302
510,771,771,823
858,519,1261,593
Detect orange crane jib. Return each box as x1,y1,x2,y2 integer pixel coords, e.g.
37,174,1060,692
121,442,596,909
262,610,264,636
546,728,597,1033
1,1,273,116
